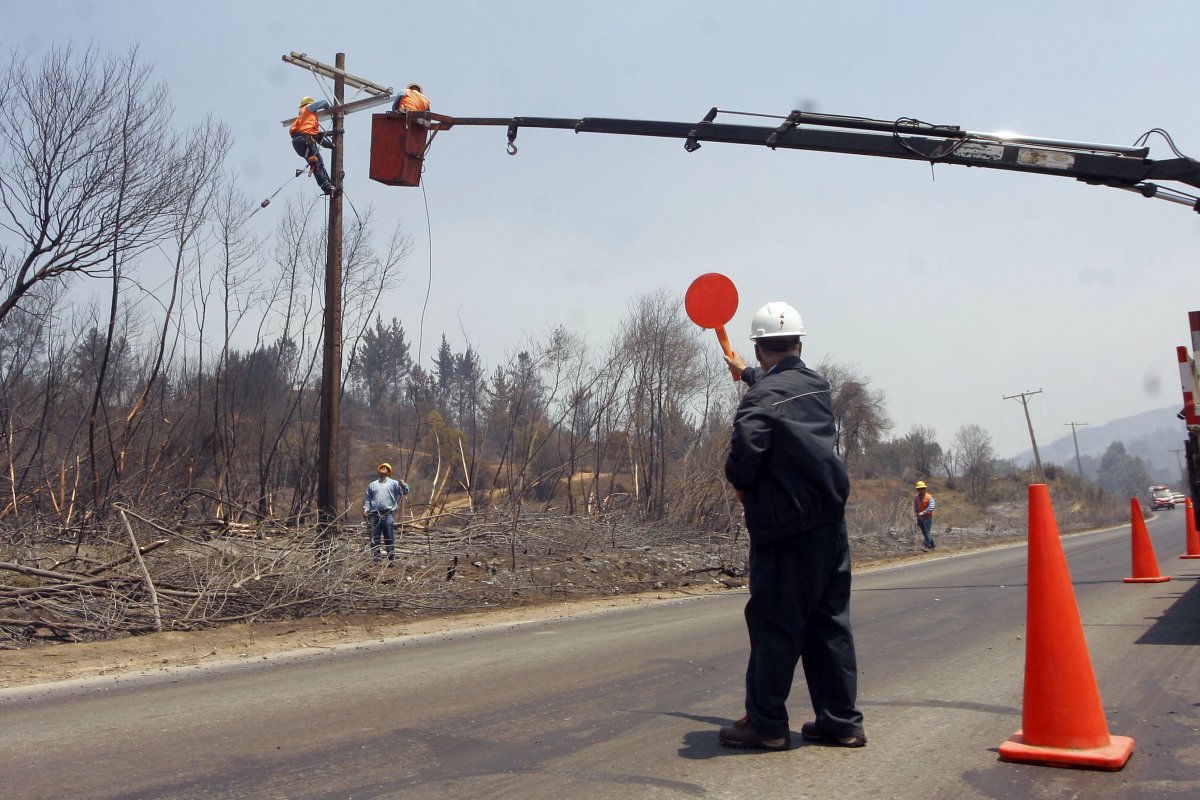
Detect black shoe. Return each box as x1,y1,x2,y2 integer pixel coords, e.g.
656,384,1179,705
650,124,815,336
719,715,790,751
800,721,866,748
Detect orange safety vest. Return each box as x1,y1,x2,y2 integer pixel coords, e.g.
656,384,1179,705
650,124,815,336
290,103,321,137
914,492,934,518
398,89,430,112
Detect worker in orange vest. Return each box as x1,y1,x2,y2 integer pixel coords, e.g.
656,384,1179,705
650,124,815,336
391,83,430,113
289,96,336,195
914,481,936,550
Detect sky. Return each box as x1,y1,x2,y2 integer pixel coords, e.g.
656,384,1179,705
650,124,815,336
9,0,1200,459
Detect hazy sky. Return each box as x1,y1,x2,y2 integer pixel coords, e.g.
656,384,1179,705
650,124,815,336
9,1,1200,458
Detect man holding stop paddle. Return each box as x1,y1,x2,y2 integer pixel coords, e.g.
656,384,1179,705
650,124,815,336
707,292,867,752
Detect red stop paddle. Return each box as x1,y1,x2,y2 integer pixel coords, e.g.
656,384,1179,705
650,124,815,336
685,272,740,381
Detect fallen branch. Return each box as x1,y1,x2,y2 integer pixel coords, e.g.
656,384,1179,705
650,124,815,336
117,507,162,632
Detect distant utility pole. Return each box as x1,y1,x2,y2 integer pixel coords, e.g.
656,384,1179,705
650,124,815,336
1065,421,1089,478
1005,388,1045,484
281,52,392,535
1170,448,1186,481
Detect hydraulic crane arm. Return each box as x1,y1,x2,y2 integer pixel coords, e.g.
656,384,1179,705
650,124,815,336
412,107,1200,212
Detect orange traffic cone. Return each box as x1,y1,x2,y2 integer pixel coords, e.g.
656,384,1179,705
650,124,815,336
1125,498,1171,583
1181,498,1200,560
999,484,1134,770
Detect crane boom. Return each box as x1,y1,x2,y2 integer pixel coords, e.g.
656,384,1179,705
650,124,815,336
404,107,1200,211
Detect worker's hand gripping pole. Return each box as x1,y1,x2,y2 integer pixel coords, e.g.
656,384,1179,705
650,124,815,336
715,325,740,381
685,273,741,382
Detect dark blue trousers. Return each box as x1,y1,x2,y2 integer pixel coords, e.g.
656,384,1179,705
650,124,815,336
743,519,864,739
291,134,333,192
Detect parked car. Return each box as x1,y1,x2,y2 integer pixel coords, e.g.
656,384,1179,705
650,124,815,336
1150,486,1176,511
1171,492,1189,505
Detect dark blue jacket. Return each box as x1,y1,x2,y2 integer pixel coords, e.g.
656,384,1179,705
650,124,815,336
725,355,849,543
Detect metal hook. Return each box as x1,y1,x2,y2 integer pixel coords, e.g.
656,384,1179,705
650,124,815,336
684,108,719,153
506,122,519,155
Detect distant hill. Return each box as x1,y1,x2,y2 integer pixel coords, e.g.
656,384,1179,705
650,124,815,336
1011,405,1189,484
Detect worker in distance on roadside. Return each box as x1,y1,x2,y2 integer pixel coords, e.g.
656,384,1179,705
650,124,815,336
718,301,867,752
363,462,410,564
391,82,430,113
289,95,337,196
914,480,936,550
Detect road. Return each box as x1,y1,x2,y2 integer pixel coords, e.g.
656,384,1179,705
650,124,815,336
2,506,1198,799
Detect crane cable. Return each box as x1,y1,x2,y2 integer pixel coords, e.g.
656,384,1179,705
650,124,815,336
414,172,433,371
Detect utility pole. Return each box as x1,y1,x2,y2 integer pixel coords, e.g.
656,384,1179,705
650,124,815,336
316,53,346,538
1005,389,1045,484
1065,421,1089,478
1170,448,1186,482
280,52,393,537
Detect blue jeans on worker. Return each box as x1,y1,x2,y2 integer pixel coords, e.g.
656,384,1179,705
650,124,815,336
743,519,864,740
368,511,395,561
291,134,333,192
917,515,935,549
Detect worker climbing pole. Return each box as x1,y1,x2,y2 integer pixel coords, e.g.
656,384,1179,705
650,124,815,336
279,51,394,541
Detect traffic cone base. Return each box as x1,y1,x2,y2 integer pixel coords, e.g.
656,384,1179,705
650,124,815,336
1180,554,1200,560
1000,730,1134,771
1127,497,1169,582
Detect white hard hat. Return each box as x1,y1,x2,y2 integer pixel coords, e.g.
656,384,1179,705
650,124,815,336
749,302,806,340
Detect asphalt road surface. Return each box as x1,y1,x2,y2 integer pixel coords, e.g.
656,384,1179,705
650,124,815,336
3,507,1199,799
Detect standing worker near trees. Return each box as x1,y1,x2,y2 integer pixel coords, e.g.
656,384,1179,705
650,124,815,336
914,480,936,550
718,301,867,752
289,95,337,196
391,83,430,113
362,462,410,564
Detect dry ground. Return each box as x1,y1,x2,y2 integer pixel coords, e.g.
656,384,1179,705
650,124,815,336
0,587,730,689
0,519,1026,689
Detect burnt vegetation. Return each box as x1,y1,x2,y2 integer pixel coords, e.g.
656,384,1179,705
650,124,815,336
0,48,1128,649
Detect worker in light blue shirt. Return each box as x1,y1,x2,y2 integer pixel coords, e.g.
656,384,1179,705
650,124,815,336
363,462,410,563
